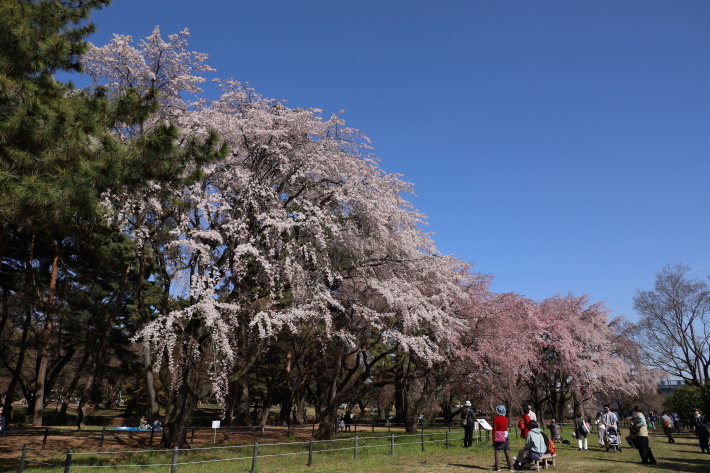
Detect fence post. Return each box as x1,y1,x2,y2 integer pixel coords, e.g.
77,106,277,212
421,430,425,451
354,436,358,459
149,427,154,446
170,445,179,473
446,430,450,449
19,443,28,473
251,442,258,473
354,421,357,433
390,434,395,455
42,428,49,450
100,428,106,448
307,438,313,466
63,450,73,473
191,427,196,442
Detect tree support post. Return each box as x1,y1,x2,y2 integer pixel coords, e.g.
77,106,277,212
63,450,73,473
170,446,179,473
19,443,28,473
251,442,258,473
307,438,313,466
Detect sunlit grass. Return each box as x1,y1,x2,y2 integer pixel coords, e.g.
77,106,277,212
10,426,710,473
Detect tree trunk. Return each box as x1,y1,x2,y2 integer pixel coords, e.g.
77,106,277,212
159,359,201,448
137,251,161,418
59,350,91,418
226,377,252,426
33,242,60,426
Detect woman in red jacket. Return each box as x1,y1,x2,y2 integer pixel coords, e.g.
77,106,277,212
519,407,531,439
492,405,514,472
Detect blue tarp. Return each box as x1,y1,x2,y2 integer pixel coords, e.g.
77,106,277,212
108,427,144,431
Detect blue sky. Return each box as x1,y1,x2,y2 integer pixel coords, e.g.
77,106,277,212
76,0,710,323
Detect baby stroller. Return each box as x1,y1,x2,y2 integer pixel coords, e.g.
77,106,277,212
604,426,621,452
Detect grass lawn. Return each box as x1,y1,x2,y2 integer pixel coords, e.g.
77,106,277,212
8,427,709,473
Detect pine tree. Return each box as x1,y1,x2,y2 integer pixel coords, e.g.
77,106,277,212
0,0,226,425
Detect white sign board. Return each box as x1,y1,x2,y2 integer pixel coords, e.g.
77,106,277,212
477,419,492,430
212,420,221,429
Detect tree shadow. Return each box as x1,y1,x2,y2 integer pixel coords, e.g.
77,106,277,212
448,464,491,470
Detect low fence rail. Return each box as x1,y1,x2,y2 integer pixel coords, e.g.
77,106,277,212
16,430,471,472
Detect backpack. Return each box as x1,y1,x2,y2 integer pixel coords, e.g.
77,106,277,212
547,438,557,454
518,417,526,430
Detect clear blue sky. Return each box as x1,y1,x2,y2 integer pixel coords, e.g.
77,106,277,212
76,0,710,322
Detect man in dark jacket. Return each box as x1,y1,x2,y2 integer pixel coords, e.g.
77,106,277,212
0,405,6,434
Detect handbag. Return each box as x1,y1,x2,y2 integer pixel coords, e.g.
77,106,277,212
494,430,507,442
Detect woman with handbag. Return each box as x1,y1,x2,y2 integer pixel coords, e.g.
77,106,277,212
574,411,589,450
492,405,514,472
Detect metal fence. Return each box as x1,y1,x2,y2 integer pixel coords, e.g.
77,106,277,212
17,429,473,473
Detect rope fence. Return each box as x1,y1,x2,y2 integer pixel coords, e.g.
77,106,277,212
16,429,469,473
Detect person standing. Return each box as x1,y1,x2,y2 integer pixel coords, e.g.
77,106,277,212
672,412,681,433
461,401,476,448
661,411,675,443
0,406,6,435
600,405,618,429
527,404,537,423
631,406,656,465
595,412,606,446
492,405,514,472
76,407,85,430
519,407,531,439
691,408,709,453
573,411,589,451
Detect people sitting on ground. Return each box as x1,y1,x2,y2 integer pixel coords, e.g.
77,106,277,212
152,418,163,431
515,420,547,467
547,418,569,444
139,416,149,430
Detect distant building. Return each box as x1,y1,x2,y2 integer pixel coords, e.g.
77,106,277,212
658,377,684,396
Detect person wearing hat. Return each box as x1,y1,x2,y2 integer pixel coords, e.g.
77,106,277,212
630,406,656,465
461,401,477,448
691,408,709,453
492,405,514,472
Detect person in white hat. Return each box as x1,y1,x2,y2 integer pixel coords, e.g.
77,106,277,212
461,401,476,448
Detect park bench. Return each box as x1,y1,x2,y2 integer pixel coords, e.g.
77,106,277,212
529,453,556,471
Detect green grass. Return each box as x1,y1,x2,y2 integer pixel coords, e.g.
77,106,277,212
8,427,710,473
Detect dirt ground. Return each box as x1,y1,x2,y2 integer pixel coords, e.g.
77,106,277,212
0,425,318,464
